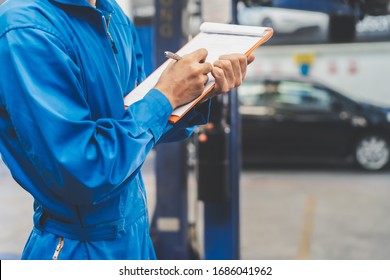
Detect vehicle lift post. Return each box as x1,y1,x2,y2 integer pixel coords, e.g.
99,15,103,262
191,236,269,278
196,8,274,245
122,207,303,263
198,0,241,259
145,0,241,259
149,0,190,260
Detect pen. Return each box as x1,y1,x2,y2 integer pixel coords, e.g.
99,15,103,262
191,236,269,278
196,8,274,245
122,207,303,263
164,51,182,61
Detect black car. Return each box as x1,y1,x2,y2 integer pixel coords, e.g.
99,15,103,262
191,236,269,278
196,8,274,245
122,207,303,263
238,76,390,171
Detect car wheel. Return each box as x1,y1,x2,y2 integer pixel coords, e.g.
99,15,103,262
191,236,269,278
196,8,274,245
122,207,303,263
261,18,273,29
355,135,390,171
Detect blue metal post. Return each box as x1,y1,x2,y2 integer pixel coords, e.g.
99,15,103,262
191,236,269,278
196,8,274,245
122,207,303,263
202,92,241,260
150,0,192,260
202,0,241,260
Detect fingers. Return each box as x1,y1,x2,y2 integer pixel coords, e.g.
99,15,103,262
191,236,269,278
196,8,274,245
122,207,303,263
155,48,214,109
211,66,228,93
201,62,213,75
182,49,212,86
220,54,251,85
186,48,208,63
202,73,209,86
158,50,251,108
214,59,235,88
219,54,243,83
212,53,250,94
247,54,255,65
181,48,213,75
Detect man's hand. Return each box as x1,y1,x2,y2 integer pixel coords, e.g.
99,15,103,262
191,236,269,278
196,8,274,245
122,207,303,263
154,49,255,109
208,53,255,99
155,48,213,109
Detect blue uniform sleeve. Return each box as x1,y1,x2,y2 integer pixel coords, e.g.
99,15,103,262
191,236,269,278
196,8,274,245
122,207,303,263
125,17,211,144
0,27,173,205
156,100,211,144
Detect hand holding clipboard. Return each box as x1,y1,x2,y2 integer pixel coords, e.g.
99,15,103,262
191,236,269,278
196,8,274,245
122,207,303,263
124,22,273,123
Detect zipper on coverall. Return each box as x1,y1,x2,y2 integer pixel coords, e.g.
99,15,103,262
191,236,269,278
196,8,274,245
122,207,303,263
102,14,120,74
52,236,64,260
104,14,118,54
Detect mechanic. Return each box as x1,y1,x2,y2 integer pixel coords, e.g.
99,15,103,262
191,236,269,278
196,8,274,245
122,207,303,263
0,0,253,259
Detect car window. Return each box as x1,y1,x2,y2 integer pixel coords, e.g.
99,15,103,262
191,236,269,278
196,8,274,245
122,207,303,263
238,80,333,112
276,81,332,111
237,82,266,106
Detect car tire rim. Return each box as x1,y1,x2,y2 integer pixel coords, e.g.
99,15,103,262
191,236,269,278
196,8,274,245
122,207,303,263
355,135,390,170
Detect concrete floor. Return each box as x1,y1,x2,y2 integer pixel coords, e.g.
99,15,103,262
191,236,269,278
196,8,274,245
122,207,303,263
1,152,390,260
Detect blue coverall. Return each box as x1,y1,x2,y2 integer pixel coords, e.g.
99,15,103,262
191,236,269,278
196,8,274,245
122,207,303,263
0,0,210,259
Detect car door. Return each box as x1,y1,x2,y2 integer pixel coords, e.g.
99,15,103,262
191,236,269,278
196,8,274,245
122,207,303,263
239,79,356,163
239,80,289,162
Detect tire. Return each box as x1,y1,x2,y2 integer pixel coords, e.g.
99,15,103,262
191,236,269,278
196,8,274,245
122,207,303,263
355,135,390,171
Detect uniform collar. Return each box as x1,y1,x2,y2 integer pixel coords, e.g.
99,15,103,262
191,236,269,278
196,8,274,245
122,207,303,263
51,0,114,13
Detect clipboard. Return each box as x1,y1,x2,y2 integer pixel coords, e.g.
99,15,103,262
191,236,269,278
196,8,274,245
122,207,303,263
124,22,273,123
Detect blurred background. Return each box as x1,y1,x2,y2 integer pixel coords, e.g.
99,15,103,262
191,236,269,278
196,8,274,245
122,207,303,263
1,0,390,260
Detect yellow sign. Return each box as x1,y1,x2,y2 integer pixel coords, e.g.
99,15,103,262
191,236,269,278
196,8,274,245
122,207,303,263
293,53,316,65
